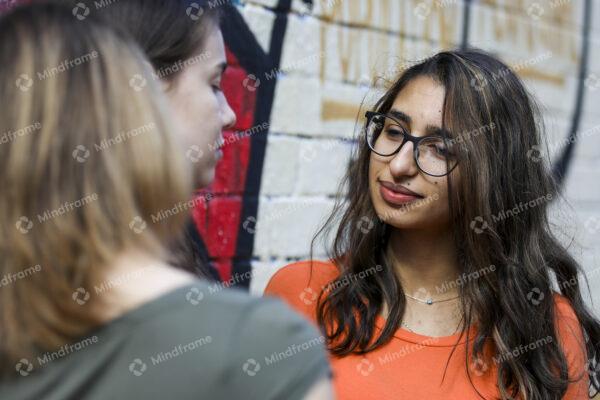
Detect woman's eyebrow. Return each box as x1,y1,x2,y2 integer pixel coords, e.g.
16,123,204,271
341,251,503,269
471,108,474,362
388,109,411,125
389,108,450,137
425,125,452,137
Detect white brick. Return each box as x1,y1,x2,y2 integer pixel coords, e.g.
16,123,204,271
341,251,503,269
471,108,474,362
249,259,287,296
320,80,369,138
279,14,321,76
469,3,579,66
246,0,278,9
257,198,334,258
296,138,352,195
253,199,272,259
524,75,577,117
261,135,300,195
240,3,276,53
573,120,600,160
564,164,600,202
270,76,322,136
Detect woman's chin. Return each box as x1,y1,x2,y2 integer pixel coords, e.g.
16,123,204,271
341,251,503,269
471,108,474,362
383,218,423,230
194,166,216,189
375,206,429,230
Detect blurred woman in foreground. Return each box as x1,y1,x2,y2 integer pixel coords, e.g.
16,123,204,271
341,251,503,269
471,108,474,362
0,3,333,399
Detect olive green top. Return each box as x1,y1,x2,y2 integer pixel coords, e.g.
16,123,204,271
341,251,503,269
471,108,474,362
0,280,331,400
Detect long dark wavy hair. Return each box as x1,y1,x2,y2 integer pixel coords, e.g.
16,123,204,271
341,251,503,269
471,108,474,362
312,49,600,399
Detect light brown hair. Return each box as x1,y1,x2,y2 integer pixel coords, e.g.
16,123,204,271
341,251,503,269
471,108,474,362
0,2,192,376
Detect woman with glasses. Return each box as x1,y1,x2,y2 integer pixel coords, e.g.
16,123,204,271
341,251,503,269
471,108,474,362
265,49,600,399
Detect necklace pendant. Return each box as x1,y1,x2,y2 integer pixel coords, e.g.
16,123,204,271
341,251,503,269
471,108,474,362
426,299,433,305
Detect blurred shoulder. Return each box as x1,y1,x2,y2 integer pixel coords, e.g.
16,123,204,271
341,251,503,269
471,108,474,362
551,292,589,397
264,259,340,296
552,292,579,321
263,260,340,323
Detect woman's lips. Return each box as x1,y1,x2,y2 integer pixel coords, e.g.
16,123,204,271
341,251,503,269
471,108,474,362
379,182,423,205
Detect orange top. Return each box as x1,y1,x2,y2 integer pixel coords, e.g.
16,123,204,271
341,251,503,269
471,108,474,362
264,260,589,400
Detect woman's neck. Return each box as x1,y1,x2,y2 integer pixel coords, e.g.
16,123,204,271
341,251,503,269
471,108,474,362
98,248,196,322
384,227,467,337
387,227,460,299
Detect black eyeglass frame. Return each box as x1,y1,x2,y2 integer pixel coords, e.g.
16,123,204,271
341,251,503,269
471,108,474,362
364,111,459,177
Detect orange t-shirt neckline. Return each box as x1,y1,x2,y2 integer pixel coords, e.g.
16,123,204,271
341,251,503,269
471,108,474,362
374,311,477,347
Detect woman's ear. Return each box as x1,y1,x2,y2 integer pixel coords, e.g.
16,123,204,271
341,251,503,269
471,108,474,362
159,78,171,92
142,59,171,92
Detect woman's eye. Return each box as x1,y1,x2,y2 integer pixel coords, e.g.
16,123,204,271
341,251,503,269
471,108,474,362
429,144,449,156
385,128,404,137
212,83,222,92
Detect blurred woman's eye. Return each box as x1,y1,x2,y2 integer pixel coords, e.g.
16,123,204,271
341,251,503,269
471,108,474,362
384,124,406,138
386,128,404,137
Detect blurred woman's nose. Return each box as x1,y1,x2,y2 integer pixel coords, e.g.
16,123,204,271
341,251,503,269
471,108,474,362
221,94,236,130
388,141,418,178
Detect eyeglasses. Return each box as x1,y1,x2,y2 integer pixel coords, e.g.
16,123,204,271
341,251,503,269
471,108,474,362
365,111,459,177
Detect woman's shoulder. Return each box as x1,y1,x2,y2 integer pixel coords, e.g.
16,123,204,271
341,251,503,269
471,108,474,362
15,281,330,400
548,293,585,352
264,259,340,297
169,281,331,399
263,260,340,323
552,292,579,320
550,292,589,397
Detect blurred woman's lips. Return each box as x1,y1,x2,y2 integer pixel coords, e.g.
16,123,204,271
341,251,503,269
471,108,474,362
378,180,424,205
